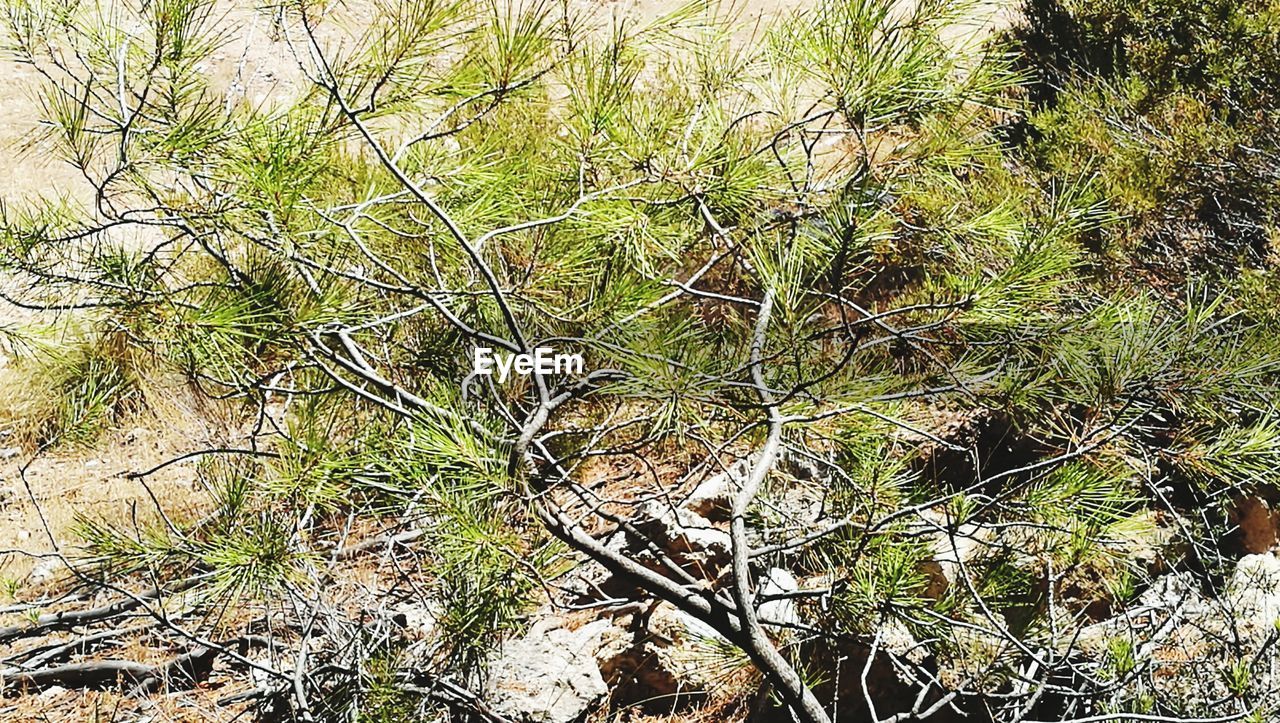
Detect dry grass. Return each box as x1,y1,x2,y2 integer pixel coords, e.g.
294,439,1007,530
0,364,240,583
0,686,253,723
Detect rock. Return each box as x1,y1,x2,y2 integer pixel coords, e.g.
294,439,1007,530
762,480,825,531
758,568,800,628
27,557,61,585
630,500,732,572
653,600,724,643
780,446,834,482
880,618,928,666
684,449,828,522
1225,552,1280,640
596,601,729,711
1137,570,1204,612
37,684,68,700
936,625,1010,694
485,617,612,723
1070,555,1280,715
915,511,1047,599
571,500,733,603
391,603,437,641
919,516,994,598
684,459,750,520
248,656,274,686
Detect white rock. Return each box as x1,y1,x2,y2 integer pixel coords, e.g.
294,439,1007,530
37,684,68,700
634,500,731,566
27,557,60,584
659,602,723,643
1074,555,1280,713
485,618,612,723
881,618,928,665
1227,553,1280,636
248,657,274,686
684,459,750,519
393,604,437,640
758,567,800,628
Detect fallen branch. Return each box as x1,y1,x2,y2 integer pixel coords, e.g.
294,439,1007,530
334,528,424,559
0,577,198,645
402,676,518,723
2,660,155,691
6,624,152,668
2,643,222,695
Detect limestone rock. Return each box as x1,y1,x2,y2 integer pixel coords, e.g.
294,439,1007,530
631,500,732,571
597,601,729,709
684,459,750,520
1070,555,1280,715
486,618,612,723
917,516,995,598
880,618,928,666
758,567,800,628
391,603,437,641
1225,552,1280,640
